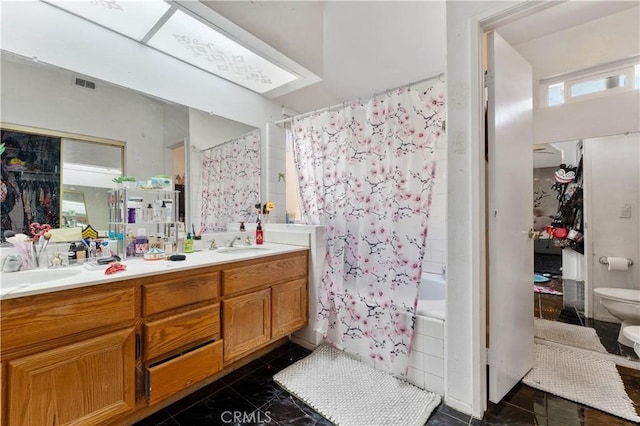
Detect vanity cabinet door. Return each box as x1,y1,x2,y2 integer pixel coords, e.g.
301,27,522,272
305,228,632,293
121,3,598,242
222,289,271,363
6,328,136,426
272,278,308,339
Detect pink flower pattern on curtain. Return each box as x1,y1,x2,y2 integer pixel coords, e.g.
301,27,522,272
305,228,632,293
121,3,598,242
201,129,261,232
291,83,445,376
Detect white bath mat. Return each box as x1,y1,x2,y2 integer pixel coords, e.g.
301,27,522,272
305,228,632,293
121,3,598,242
524,344,640,423
273,344,441,426
534,318,607,353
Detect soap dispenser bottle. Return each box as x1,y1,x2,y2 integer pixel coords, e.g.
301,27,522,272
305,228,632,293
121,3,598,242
184,232,194,253
255,222,263,245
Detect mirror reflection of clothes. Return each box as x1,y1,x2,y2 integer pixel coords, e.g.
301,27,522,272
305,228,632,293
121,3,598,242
1,164,25,232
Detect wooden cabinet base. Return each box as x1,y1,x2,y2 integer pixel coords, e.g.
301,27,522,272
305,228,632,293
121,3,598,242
6,328,135,426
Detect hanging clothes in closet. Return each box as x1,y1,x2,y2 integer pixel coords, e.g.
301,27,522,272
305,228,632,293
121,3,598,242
549,156,584,254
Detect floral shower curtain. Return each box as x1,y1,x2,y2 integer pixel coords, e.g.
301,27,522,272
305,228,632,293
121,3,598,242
291,82,446,376
201,129,261,231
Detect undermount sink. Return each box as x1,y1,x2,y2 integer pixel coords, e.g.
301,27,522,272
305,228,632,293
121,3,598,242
216,246,271,254
1,268,82,291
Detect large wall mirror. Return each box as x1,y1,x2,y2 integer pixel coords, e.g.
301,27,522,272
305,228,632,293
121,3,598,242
1,51,259,240
1,123,124,241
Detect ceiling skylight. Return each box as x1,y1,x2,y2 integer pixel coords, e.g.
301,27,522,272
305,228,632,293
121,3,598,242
40,0,299,94
41,0,171,41
147,9,297,93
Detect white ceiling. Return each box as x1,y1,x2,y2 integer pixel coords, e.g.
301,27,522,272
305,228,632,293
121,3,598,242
2,1,636,118
204,0,638,115
497,1,639,46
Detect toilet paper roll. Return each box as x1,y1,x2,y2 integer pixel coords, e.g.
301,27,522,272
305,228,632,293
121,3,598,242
607,257,629,271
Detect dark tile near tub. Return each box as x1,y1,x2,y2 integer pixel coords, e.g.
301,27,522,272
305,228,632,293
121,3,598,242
221,358,269,386
483,402,548,425
228,363,285,410
436,403,472,423
425,409,467,425
264,345,312,371
156,417,181,426
469,417,483,426
500,383,546,414
171,385,256,425
259,392,323,426
163,379,227,417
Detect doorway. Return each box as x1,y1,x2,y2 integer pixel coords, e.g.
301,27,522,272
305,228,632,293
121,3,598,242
481,0,640,414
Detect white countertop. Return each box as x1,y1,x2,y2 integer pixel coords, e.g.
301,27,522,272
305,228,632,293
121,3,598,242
0,243,308,300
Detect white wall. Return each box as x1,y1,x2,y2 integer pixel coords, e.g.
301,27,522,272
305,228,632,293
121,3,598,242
1,55,167,179
265,123,287,224
446,1,513,417
586,133,640,321
424,113,448,276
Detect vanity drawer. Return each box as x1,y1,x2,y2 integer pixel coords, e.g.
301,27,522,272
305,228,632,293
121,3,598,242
221,252,308,295
145,339,223,405
1,284,135,352
142,271,219,316
143,304,220,361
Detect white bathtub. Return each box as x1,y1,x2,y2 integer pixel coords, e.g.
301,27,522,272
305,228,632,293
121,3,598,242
416,272,446,320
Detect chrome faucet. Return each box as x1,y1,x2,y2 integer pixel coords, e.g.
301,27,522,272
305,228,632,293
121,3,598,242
2,254,23,272
225,236,242,247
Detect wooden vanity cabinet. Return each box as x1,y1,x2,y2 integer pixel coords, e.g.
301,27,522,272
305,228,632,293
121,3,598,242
0,249,308,425
221,251,309,364
0,281,137,426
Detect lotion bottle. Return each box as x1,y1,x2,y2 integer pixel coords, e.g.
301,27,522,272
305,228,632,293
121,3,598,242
255,222,263,245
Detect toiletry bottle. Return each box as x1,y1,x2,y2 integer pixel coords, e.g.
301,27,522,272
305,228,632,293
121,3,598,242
184,232,194,253
135,229,149,256
146,203,153,222
256,222,263,245
160,201,167,222
127,207,136,223
240,221,245,232
68,242,77,263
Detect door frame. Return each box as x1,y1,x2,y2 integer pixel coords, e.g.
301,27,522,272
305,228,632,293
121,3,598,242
465,0,564,418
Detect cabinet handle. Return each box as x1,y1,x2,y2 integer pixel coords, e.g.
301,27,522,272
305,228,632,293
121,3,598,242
136,333,141,359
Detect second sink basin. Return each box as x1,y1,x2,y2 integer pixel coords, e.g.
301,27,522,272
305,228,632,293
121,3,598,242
1,268,82,290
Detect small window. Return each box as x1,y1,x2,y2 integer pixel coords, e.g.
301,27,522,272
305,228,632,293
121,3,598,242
569,74,625,98
542,61,638,107
547,82,564,106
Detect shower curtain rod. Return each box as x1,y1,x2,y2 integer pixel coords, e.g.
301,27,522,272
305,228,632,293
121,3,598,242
199,129,258,153
272,72,445,126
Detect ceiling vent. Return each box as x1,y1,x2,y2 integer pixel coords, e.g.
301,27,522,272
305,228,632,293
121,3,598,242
73,77,96,90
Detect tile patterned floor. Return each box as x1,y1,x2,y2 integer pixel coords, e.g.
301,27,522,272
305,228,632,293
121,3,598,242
134,341,640,426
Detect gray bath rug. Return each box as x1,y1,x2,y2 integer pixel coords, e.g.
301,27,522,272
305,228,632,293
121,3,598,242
524,344,640,423
273,344,441,426
534,318,607,353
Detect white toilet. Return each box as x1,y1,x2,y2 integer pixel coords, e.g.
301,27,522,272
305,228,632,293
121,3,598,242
622,326,640,357
593,288,640,347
